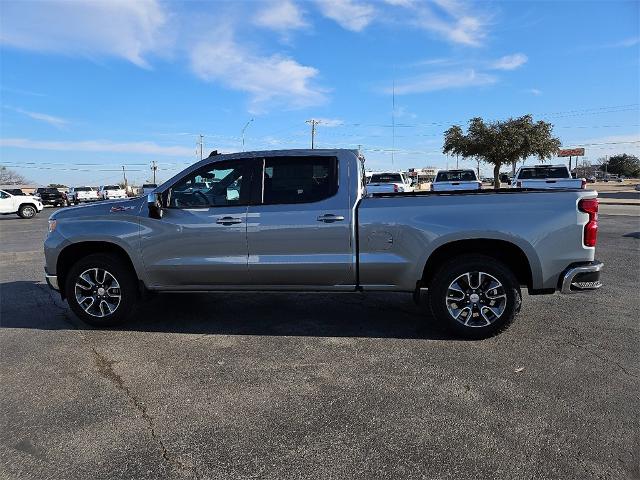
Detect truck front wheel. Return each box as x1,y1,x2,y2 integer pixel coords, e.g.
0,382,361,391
427,254,521,339
65,253,137,327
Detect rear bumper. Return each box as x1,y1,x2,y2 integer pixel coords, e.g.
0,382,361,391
559,261,603,294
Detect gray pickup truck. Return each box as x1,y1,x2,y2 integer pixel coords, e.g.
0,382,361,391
44,149,603,338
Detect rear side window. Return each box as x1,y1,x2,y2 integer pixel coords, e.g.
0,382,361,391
370,173,402,183
262,156,337,205
519,167,569,179
435,170,477,182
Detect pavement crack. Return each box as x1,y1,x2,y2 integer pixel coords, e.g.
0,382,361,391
91,347,200,479
564,340,638,379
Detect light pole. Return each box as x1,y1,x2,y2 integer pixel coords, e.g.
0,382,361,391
241,118,254,151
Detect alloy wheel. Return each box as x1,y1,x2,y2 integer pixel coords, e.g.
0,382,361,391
74,268,122,318
445,271,507,327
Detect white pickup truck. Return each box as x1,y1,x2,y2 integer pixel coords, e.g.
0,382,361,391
512,165,585,189
98,185,127,200
68,186,100,204
367,172,414,193
431,169,482,191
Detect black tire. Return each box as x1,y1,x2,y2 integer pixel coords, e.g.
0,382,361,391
426,254,521,339
17,204,37,219
65,253,138,327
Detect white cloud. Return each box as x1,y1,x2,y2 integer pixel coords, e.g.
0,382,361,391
6,107,69,129
526,88,542,96
0,138,193,156
412,0,491,47
607,36,640,48
491,53,528,70
254,0,308,31
0,0,167,67
315,0,376,32
190,31,327,109
390,69,497,95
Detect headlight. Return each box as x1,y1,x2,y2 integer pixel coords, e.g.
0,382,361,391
48,220,57,233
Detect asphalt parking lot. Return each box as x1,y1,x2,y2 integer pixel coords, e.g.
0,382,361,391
1,206,638,480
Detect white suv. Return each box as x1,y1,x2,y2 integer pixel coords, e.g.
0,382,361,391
0,189,43,218
98,185,127,200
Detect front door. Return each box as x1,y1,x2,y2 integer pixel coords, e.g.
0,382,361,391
140,159,257,288
246,155,355,288
0,191,15,213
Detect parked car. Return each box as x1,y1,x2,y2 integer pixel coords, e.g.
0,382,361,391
512,165,585,189
431,169,481,191
68,186,100,204
0,189,43,218
98,185,127,200
586,176,597,184
35,187,68,207
367,172,414,193
5,188,26,196
44,149,603,339
141,183,157,195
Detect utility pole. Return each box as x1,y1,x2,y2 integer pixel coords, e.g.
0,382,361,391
241,118,254,151
122,165,127,189
197,135,204,160
151,161,157,184
306,119,321,149
456,154,459,169
391,79,395,166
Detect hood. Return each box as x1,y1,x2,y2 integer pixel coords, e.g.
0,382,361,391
50,196,146,221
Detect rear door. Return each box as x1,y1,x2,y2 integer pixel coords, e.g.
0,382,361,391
140,158,258,287
246,155,355,288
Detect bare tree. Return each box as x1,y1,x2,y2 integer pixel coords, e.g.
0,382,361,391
0,166,29,185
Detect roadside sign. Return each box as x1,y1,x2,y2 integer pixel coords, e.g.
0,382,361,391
558,148,585,157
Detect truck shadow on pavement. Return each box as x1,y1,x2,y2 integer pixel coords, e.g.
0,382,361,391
0,281,456,340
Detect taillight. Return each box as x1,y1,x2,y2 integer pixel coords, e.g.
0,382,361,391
516,181,522,188
581,179,586,189
393,184,399,192
578,198,598,247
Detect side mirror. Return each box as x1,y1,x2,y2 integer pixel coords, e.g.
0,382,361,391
147,193,163,219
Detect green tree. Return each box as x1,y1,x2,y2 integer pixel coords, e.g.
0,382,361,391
48,183,68,188
599,154,640,177
443,115,561,188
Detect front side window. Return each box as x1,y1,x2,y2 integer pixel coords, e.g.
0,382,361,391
262,156,337,205
0,191,9,199
169,161,252,208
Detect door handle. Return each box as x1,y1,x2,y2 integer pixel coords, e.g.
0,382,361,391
317,214,345,223
216,216,243,225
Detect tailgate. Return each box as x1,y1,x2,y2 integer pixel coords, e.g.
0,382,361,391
432,181,480,191
520,179,583,189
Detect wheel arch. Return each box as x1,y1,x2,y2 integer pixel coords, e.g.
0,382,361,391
56,241,141,300
420,238,539,291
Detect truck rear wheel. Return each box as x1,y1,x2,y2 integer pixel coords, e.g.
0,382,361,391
18,204,37,219
64,253,137,327
427,254,521,339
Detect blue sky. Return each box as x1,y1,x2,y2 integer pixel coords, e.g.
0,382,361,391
1,0,639,186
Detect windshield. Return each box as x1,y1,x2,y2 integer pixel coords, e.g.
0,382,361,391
519,167,569,179
435,170,477,182
104,185,120,190
370,173,402,183
142,184,157,188
75,187,92,192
